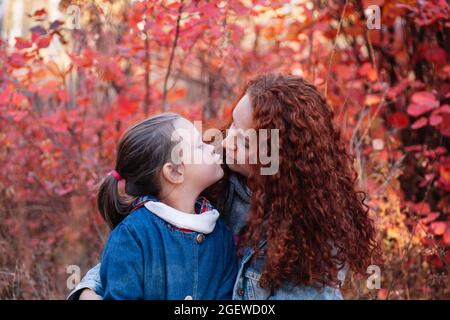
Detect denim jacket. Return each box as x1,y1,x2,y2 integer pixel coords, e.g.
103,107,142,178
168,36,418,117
70,195,237,300
68,173,345,300
224,173,345,300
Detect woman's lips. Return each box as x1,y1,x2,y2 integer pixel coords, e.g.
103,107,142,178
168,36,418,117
225,153,236,165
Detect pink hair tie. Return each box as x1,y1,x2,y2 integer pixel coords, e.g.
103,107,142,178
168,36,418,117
108,170,123,181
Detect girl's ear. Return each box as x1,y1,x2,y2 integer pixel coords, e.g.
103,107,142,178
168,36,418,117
161,162,185,185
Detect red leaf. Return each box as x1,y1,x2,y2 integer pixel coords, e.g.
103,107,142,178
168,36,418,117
117,95,139,117
12,92,26,106
434,104,450,115
411,91,439,108
430,222,446,236
14,37,32,50
387,112,409,129
11,110,28,122
407,103,434,117
72,50,94,68
440,114,450,137
9,53,26,68
424,47,447,64
420,212,440,224
431,257,444,268
37,35,52,48
444,227,450,245
33,9,47,17
387,79,409,100
410,117,428,129
199,3,221,19
358,62,378,81
404,144,422,152
429,114,442,126
57,90,69,102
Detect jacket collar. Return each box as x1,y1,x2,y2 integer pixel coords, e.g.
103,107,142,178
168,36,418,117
229,173,251,201
142,196,220,234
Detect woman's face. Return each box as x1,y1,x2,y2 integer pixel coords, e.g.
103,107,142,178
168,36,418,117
222,94,256,177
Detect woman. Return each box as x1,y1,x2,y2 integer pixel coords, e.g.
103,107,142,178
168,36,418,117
68,73,379,300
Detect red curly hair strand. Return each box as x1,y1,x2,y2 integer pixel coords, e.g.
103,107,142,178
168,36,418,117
241,73,380,291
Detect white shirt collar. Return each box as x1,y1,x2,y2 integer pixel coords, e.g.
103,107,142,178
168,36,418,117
144,201,220,234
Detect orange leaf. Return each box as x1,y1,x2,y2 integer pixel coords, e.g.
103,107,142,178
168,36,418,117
365,94,381,106
377,288,388,300
358,62,378,81
167,88,187,103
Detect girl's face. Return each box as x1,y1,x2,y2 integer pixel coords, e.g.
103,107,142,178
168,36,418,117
222,94,256,177
172,118,224,192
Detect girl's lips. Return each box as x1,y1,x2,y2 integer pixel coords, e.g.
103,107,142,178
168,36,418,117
212,153,222,164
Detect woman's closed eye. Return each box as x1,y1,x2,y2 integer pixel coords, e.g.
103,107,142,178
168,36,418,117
236,135,249,149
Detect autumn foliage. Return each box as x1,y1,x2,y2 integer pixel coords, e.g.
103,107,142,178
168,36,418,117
0,0,449,299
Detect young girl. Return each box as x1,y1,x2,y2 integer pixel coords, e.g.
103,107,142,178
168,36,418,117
71,74,379,300
95,113,237,299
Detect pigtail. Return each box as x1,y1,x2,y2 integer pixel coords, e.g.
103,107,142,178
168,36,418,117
97,173,132,229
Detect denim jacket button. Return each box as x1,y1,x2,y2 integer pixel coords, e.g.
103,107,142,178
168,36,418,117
196,234,205,244
184,295,193,300
237,288,244,296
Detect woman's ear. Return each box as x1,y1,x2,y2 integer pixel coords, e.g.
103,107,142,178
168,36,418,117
161,162,185,185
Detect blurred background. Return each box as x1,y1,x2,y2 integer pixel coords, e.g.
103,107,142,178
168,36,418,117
0,0,448,299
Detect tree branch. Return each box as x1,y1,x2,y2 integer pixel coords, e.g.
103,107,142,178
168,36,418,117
162,1,184,111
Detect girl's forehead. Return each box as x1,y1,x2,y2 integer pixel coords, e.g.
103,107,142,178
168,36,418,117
173,118,200,143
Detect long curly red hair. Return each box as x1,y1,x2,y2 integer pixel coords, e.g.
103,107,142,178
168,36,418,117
241,74,380,291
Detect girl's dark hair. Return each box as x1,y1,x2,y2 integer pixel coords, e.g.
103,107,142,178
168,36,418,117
98,112,180,229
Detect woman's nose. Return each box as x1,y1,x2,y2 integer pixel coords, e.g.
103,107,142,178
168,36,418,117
206,143,216,155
